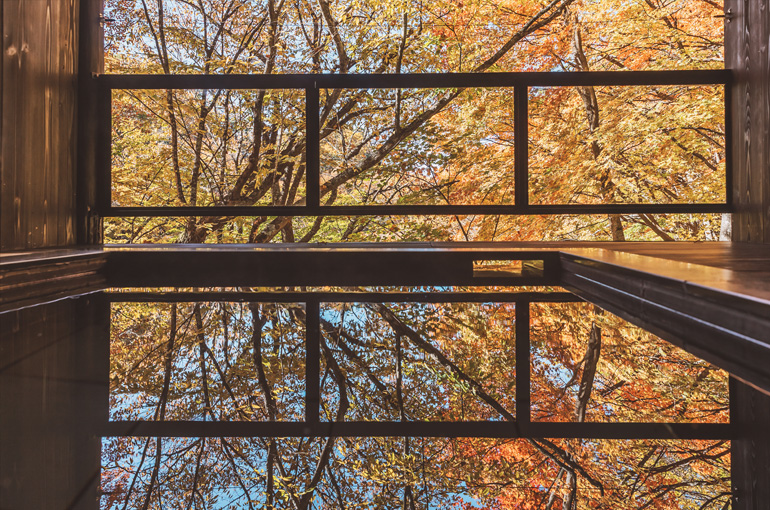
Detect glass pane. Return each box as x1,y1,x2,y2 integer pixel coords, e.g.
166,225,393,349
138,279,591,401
320,302,516,421
110,302,305,421
530,302,729,423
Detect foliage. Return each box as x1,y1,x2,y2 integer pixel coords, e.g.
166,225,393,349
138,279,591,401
104,299,730,509
104,0,726,243
101,0,730,507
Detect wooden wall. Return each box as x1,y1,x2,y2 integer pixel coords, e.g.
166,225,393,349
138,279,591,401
0,0,80,251
727,0,770,242
0,297,107,510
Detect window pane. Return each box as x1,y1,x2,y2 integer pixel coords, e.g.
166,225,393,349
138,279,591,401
320,88,516,207
320,302,516,421
529,85,726,206
111,89,305,210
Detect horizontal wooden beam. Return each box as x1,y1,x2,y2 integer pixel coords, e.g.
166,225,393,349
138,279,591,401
0,249,106,312
96,69,731,90
106,291,580,303
105,203,731,217
560,250,770,395
101,420,732,440
105,244,562,287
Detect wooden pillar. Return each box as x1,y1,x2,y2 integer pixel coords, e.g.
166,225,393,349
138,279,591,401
731,378,770,510
726,0,770,507
76,0,104,245
727,0,770,242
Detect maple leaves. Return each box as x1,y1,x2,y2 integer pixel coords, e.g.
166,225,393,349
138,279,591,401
101,0,730,507
530,302,729,424
105,0,725,244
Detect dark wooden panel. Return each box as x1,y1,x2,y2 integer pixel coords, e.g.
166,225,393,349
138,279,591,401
76,0,103,244
732,378,770,510
97,69,731,90
0,297,104,510
727,0,770,242
0,0,79,251
99,420,732,440
106,244,561,287
0,250,106,312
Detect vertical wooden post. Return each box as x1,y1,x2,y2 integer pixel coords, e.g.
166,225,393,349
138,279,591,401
726,0,770,243
731,378,770,510
726,0,770,504
77,0,105,244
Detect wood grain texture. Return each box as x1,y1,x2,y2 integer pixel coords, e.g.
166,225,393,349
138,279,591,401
728,0,770,242
726,2,770,502
0,297,105,510
732,379,770,510
0,252,106,312
0,0,79,251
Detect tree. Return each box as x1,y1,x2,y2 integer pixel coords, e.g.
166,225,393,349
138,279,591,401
101,0,730,507
106,0,725,244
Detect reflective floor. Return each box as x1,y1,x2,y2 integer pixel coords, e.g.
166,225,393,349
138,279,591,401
0,289,731,509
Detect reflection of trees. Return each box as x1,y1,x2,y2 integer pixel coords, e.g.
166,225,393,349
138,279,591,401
104,301,730,508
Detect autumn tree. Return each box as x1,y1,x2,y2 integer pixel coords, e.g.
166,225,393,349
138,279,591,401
104,298,729,508
101,0,730,508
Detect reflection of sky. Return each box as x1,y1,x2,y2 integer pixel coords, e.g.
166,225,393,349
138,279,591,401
321,302,515,422
110,303,306,422
103,297,730,508
101,436,499,508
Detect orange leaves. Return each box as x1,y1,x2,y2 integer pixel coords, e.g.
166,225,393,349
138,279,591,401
530,302,729,425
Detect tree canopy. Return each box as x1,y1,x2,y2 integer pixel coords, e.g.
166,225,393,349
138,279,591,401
104,298,729,508
101,0,729,507
104,0,726,244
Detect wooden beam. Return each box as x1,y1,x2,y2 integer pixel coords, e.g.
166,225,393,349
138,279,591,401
727,0,770,242
99,420,732,440
76,0,104,245
560,250,770,395
732,378,770,510
0,249,106,312
105,244,561,287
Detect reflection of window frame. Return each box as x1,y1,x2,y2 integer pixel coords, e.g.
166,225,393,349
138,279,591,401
101,290,731,441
